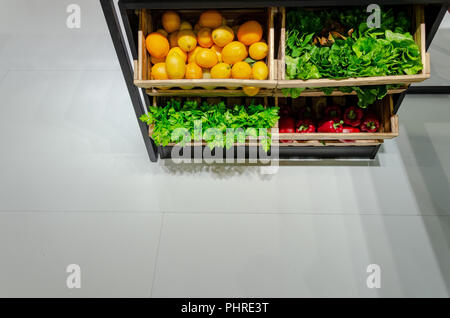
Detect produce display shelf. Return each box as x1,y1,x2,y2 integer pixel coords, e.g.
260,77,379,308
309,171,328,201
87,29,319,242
277,5,431,89
101,0,449,162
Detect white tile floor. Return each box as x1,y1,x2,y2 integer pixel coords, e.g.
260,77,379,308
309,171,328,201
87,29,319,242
0,0,449,297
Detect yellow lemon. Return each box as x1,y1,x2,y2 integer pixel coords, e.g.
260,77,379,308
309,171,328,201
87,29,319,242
165,54,185,79
252,61,269,80
211,63,232,79
221,41,247,64
177,30,197,52
179,21,193,30
167,47,187,62
249,42,268,60
243,86,260,96
212,25,234,47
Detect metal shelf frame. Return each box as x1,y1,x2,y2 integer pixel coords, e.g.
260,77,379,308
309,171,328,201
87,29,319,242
101,0,449,162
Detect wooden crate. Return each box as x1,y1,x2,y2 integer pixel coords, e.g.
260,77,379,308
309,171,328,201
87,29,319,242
274,95,398,142
147,95,275,147
134,8,277,93
146,95,397,148
277,5,430,90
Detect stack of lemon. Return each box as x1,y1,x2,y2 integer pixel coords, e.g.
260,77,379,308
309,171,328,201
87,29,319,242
145,10,269,96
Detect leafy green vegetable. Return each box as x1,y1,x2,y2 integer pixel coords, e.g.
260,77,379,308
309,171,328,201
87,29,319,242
285,6,422,107
139,99,279,152
281,84,401,108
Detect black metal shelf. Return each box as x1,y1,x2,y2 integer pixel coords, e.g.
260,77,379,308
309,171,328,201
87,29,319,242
101,0,449,162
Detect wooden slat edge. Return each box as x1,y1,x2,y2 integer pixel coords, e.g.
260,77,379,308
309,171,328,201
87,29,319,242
135,79,278,88
277,73,429,88
133,60,138,81
137,30,143,81
280,7,286,81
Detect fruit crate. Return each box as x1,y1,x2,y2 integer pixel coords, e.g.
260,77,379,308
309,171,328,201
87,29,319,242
277,5,430,90
133,7,277,96
275,95,398,146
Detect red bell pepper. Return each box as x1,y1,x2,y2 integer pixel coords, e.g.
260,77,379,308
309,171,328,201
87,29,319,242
343,106,364,127
318,119,344,133
296,119,316,133
279,117,295,143
323,105,342,121
342,126,361,134
340,126,361,143
360,113,380,132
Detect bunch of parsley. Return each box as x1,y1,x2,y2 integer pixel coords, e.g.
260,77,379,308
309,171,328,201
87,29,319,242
139,99,279,152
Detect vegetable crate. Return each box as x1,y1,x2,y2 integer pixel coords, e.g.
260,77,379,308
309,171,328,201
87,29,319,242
134,7,277,95
277,5,430,90
275,95,398,147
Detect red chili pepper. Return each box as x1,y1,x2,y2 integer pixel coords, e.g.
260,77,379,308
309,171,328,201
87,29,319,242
318,119,344,133
360,113,380,132
340,126,361,143
279,117,295,143
343,106,364,127
323,105,342,121
296,119,316,133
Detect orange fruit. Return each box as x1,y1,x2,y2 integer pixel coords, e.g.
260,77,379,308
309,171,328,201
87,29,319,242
252,61,269,80
237,20,263,46
187,46,202,63
243,86,260,96
197,28,214,48
211,44,223,62
211,63,232,79
221,41,248,64
185,62,203,79
156,29,168,37
231,61,252,79
199,10,223,28
177,30,197,52
151,63,169,80
168,32,179,48
167,47,187,62
151,55,165,64
249,42,268,60
195,48,218,68
162,11,180,33
165,54,185,79
212,25,234,47
146,32,170,59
